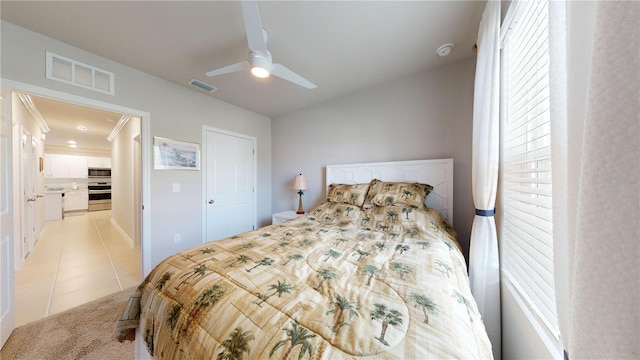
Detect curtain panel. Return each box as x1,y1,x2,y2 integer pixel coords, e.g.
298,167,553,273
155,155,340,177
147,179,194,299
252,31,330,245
468,1,501,359
551,1,640,358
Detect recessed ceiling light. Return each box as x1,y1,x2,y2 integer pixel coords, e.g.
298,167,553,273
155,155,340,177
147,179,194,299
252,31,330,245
69,144,77,148
68,140,76,144
436,43,454,57
77,125,88,131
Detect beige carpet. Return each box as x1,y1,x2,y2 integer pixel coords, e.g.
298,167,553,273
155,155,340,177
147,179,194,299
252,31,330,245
1,286,136,360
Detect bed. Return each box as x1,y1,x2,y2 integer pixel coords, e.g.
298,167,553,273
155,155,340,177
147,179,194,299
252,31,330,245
118,159,493,359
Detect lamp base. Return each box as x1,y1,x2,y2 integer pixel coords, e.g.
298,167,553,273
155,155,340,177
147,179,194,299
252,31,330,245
296,193,305,214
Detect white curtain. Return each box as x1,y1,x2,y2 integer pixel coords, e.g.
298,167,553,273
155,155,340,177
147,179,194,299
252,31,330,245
550,1,640,358
468,1,501,359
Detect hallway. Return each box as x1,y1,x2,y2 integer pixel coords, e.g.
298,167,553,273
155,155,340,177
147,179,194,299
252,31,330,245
14,210,141,327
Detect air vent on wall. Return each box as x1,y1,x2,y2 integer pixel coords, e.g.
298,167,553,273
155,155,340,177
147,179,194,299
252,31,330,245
45,52,115,95
189,79,217,93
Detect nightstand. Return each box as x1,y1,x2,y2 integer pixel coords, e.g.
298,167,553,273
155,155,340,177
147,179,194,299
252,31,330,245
272,210,301,225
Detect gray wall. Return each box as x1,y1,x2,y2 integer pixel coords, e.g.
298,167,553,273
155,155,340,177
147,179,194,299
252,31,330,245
1,21,272,268
271,57,476,259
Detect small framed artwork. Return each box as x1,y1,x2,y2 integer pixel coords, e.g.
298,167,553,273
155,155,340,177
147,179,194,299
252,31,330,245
153,136,200,170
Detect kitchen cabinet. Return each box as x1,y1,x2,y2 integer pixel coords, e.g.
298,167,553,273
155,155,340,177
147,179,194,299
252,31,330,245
68,156,88,178
44,154,88,178
64,189,88,211
87,157,111,169
44,154,67,178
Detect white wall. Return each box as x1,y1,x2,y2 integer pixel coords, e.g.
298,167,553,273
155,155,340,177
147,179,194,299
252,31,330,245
44,145,110,158
272,57,476,259
111,117,141,245
1,21,272,269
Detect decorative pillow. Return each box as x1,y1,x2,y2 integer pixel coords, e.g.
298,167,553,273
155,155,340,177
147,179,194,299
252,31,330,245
326,183,370,207
363,179,433,209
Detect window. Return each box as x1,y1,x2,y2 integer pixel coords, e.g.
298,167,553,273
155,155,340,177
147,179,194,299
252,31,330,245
500,0,560,343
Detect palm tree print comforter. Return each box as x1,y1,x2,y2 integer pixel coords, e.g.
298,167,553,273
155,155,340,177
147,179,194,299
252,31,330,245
118,202,492,359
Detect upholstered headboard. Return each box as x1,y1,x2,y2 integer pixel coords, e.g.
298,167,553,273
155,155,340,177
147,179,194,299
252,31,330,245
326,159,454,224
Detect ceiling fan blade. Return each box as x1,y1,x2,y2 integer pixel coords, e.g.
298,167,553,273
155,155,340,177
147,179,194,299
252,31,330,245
206,61,249,77
271,64,317,89
241,0,268,54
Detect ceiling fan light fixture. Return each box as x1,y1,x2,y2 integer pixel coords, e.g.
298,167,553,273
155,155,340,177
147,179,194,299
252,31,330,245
249,52,272,78
251,66,270,78
205,1,316,89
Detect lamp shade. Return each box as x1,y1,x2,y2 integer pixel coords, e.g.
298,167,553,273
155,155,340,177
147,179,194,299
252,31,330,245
293,174,308,191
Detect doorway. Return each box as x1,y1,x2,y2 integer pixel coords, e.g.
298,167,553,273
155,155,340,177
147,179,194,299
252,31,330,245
3,82,149,331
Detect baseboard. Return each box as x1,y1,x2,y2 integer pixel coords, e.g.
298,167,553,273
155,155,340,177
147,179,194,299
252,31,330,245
110,217,135,248
35,224,46,244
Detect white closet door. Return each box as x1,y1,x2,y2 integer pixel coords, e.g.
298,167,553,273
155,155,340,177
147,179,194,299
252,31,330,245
204,129,255,242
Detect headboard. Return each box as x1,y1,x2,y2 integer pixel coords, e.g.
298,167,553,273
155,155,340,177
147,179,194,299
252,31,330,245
326,159,454,224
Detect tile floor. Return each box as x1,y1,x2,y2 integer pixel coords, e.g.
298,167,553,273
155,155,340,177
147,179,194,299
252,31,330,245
14,210,141,327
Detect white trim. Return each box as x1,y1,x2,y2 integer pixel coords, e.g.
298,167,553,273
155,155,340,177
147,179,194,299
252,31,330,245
16,93,49,133
201,126,257,244
110,217,135,248
325,159,454,224
107,115,131,142
502,269,564,358
131,131,142,248
0,92,15,348
0,78,153,279
500,0,525,47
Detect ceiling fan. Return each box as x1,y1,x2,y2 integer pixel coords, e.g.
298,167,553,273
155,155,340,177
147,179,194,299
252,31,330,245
205,0,317,89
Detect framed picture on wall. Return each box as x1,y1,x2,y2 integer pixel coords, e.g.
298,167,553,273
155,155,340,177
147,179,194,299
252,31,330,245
153,136,200,170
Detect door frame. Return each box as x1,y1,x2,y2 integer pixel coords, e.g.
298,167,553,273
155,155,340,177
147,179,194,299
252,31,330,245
1,90,15,348
1,78,153,282
132,132,142,248
201,126,257,244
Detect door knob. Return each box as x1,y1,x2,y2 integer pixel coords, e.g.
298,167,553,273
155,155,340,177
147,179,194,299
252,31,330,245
208,200,215,204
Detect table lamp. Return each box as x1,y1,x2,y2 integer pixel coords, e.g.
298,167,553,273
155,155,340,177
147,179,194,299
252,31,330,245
293,174,308,214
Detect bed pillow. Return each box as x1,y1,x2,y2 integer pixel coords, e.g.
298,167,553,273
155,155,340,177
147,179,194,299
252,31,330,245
326,183,370,207
363,179,433,209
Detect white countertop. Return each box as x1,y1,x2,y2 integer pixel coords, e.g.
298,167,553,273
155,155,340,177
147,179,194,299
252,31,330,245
45,188,87,194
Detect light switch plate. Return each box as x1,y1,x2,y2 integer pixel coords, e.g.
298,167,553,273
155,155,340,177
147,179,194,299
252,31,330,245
173,183,180,192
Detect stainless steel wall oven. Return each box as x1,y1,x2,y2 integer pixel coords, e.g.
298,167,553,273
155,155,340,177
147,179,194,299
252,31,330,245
88,180,111,211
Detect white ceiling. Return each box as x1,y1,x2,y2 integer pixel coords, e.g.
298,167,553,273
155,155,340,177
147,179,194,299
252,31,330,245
27,94,123,152
2,0,484,148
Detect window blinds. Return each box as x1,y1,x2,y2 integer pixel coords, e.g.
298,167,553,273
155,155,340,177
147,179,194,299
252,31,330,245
500,0,559,337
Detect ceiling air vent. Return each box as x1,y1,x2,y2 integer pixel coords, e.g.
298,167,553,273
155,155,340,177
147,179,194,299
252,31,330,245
189,79,217,93
45,52,114,95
